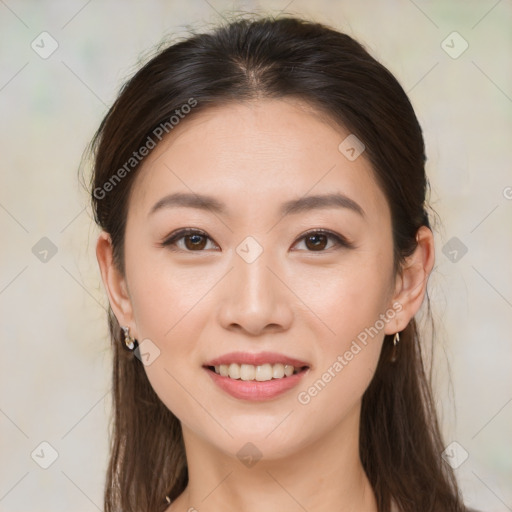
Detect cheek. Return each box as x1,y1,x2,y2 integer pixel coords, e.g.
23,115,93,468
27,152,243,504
125,258,213,425
293,255,392,408
295,254,392,346
126,243,215,340
293,297,387,434
123,243,225,393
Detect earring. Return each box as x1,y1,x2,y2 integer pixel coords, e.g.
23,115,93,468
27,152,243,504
390,331,400,363
121,326,137,351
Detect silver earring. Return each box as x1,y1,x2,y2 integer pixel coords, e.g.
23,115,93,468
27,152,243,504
393,331,400,346
121,326,136,350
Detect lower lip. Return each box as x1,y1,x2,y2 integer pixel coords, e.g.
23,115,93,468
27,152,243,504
204,367,308,401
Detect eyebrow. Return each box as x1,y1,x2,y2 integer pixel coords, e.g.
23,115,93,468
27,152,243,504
149,192,365,219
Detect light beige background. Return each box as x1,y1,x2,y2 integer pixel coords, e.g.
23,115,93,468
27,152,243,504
1,1,511,511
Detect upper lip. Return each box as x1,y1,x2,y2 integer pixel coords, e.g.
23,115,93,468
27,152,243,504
204,351,310,368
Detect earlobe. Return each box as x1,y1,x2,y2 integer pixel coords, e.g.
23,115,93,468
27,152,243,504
95,231,134,329
385,226,435,334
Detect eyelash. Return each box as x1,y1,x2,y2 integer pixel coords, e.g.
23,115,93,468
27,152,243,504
159,228,354,253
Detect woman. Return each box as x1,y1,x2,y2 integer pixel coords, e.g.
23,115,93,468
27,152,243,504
90,14,479,512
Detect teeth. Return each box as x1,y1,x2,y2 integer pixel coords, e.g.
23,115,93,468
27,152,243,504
228,363,240,379
256,363,272,381
240,364,255,381
213,363,303,381
272,363,285,379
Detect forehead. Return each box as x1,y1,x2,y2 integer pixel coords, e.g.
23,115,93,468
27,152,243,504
127,98,390,224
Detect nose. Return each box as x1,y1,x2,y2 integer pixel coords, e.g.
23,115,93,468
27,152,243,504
216,249,294,336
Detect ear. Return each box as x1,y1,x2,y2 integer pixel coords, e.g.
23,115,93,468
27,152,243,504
96,231,135,332
384,225,435,335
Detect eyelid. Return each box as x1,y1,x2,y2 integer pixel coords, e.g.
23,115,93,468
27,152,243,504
160,227,354,252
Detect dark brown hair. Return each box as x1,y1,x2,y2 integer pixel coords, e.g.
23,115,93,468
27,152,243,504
87,14,467,512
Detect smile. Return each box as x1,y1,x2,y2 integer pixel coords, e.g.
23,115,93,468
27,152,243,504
208,363,307,381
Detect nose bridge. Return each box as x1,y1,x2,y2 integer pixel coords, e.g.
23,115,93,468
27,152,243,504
218,238,292,334
234,240,276,308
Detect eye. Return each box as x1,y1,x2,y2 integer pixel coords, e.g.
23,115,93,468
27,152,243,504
292,229,353,252
160,228,219,252
160,228,353,253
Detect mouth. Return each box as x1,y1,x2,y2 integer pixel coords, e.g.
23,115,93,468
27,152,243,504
202,352,311,401
204,363,309,381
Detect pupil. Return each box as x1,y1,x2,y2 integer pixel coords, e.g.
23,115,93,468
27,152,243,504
307,234,326,250
187,234,205,250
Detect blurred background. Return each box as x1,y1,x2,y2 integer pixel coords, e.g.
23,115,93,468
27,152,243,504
1,1,511,510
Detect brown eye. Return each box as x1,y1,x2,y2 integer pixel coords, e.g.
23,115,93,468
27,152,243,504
293,229,352,252
161,229,218,252
305,233,329,251
183,233,207,250
161,228,353,253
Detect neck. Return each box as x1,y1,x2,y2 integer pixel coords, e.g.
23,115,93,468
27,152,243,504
168,402,378,512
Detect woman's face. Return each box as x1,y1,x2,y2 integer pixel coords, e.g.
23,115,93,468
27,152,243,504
119,98,403,459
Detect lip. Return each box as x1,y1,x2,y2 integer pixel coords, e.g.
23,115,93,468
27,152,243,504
203,351,310,368
203,351,310,402
204,366,309,401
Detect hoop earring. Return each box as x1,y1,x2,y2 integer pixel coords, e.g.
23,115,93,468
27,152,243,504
121,326,137,351
393,331,400,346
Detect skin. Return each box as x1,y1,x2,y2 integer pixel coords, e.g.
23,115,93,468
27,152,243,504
96,98,435,512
